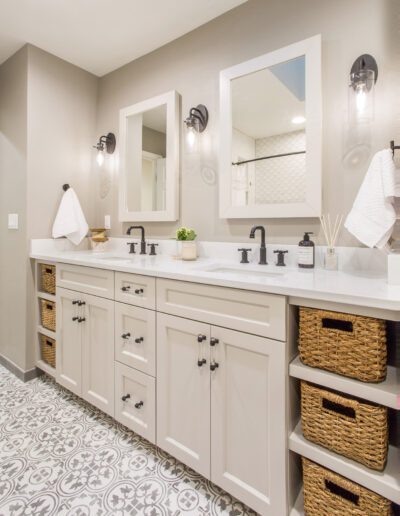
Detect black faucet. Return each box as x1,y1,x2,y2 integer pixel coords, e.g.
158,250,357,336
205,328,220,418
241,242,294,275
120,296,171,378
126,226,146,254
249,225,267,265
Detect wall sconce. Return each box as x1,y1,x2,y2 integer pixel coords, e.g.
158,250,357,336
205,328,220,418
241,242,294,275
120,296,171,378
184,105,208,152
93,132,116,166
349,54,378,122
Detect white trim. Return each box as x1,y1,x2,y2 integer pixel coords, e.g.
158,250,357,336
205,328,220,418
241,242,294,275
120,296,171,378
119,90,180,222
219,35,322,219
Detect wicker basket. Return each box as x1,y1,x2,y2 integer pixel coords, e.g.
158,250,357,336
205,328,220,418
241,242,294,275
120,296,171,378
301,382,388,471
40,299,56,332
302,458,392,515
299,307,387,382
40,334,56,368
40,264,56,295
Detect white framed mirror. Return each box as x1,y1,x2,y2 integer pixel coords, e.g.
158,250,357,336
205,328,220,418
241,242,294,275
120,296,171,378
219,35,322,219
119,90,180,222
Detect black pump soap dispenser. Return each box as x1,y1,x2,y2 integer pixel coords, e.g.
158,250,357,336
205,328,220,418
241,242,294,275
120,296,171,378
298,232,315,269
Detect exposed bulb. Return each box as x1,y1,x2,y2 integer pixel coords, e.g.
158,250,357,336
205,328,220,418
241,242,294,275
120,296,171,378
186,126,197,149
96,150,104,166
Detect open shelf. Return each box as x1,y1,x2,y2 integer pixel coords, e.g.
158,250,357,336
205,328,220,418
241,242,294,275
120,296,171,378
36,359,56,378
290,490,304,516
37,325,56,339
289,421,400,504
36,291,56,302
290,355,400,410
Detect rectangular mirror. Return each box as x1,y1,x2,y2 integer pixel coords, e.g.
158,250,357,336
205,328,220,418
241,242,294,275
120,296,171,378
219,36,321,218
119,90,180,221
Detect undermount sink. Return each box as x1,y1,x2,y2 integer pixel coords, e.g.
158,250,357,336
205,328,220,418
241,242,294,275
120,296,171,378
195,264,285,278
95,255,133,261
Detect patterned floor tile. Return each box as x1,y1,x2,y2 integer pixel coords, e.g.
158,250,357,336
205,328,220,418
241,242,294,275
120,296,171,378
0,366,256,515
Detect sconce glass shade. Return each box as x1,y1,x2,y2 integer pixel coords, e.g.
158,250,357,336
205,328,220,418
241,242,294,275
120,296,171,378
96,149,105,166
184,105,208,153
349,68,375,123
186,119,200,152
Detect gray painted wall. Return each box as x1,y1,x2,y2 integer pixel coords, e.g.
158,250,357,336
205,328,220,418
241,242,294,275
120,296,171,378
94,0,400,245
0,45,98,371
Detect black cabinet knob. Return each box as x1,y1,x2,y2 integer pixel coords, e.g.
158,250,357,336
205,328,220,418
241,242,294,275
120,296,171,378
210,362,219,371
134,288,144,295
135,337,144,344
135,401,144,409
72,316,79,321
78,300,86,306
122,333,131,340
197,358,207,367
121,394,131,402
77,317,86,323
121,286,131,292
210,337,219,347
197,334,207,343
72,300,79,305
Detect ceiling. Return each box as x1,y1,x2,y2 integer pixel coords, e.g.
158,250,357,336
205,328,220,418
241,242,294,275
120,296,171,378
0,0,247,76
232,60,306,140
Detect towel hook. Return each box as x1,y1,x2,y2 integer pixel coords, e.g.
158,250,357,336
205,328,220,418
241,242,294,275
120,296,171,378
62,184,70,191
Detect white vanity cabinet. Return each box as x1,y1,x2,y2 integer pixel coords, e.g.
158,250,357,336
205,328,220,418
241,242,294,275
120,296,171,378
57,287,115,417
156,284,287,516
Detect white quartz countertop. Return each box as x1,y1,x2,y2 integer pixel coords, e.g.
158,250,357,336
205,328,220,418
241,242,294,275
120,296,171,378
30,248,400,313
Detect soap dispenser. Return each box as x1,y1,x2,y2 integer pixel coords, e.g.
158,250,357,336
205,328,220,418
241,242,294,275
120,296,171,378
298,232,315,269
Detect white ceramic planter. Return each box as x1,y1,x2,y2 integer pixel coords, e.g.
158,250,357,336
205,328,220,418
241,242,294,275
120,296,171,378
181,241,197,261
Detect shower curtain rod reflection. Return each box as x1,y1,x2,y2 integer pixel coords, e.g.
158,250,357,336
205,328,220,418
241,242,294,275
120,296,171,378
232,150,306,166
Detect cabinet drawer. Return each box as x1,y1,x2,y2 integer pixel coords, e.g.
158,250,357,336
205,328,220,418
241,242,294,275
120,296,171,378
115,302,156,376
56,263,114,299
157,279,286,341
115,272,155,309
114,362,155,444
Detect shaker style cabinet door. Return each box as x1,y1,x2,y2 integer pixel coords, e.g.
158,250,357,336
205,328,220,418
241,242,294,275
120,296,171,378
156,313,211,477
81,293,115,417
56,288,83,396
210,327,286,516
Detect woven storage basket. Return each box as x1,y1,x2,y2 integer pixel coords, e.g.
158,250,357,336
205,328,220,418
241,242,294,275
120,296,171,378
299,307,387,382
40,334,56,368
40,264,56,295
302,458,392,515
40,299,56,332
301,382,388,471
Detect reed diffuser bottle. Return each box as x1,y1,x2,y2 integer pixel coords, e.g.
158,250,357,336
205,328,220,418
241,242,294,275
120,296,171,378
320,214,343,271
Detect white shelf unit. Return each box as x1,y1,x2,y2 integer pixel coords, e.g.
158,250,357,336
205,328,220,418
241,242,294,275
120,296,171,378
290,355,400,410
289,420,400,505
35,261,57,379
289,491,304,516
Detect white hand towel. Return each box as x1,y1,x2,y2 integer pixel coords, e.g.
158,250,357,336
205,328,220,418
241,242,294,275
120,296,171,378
52,188,89,245
345,149,400,248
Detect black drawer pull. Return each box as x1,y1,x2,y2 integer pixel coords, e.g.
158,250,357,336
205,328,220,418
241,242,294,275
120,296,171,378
134,288,144,295
197,358,207,367
322,318,353,333
72,316,79,321
135,401,144,409
135,337,144,344
45,268,52,274
46,340,53,347
122,333,131,339
210,337,219,347
46,304,53,310
78,301,86,306
324,479,359,505
197,334,207,343
77,317,86,323
210,362,219,371
121,286,131,292
322,398,356,419
121,394,131,402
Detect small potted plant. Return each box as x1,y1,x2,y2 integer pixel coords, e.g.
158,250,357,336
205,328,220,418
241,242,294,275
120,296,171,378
176,226,197,260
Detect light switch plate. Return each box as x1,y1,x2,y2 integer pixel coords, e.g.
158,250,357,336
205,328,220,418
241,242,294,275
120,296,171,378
104,215,111,229
8,213,18,229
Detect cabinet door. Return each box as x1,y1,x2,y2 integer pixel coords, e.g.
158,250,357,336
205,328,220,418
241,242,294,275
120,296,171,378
56,288,82,396
157,313,211,477
115,302,156,376
115,362,156,444
81,293,115,417
211,327,286,516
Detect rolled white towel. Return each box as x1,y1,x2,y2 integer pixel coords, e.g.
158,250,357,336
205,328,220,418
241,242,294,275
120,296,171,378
52,187,89,245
